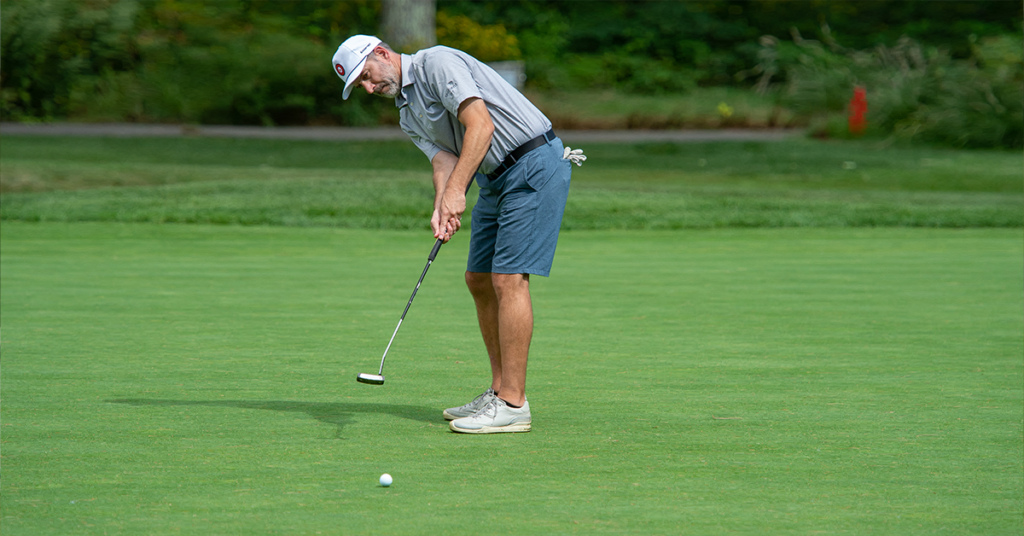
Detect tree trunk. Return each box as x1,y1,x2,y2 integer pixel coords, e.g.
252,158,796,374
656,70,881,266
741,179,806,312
381,0,436,53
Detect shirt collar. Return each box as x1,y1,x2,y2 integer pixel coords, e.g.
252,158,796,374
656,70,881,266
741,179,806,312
396,53,415,107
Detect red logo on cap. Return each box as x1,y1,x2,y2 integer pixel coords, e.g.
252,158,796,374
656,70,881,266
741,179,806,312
335,64,345,77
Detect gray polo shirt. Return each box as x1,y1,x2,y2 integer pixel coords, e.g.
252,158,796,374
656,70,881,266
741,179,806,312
396,46,551,176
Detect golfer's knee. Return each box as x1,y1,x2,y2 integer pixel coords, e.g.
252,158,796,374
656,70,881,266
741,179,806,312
491,273,529,299
465,271,493,295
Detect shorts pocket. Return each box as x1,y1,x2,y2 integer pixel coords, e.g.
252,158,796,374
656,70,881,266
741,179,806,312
523,148,560,191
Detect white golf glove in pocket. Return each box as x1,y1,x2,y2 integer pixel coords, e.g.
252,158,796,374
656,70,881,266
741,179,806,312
563,147,587,166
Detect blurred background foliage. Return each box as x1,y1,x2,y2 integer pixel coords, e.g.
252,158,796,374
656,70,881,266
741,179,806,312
1,0,1020,147
436,11,520,62
760,32,1023,149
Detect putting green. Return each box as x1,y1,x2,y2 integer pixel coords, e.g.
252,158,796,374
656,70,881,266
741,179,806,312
2,223,1021,535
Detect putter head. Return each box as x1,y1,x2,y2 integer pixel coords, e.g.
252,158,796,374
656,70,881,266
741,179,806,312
356,373,385,385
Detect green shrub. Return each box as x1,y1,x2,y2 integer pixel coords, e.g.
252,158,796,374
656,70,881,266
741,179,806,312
1,0,390,126
752,30,1023,149
436,12,520,62
4,1,1019,129
527,52,700,95
132,15,328,125
0,0,139,120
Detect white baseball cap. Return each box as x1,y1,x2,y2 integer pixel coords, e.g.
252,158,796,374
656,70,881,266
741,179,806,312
332,35,382,100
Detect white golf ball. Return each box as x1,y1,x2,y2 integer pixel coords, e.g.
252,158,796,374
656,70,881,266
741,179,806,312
379,473,393,487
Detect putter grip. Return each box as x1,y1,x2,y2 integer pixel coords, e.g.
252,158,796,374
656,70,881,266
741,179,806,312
428,238,443,261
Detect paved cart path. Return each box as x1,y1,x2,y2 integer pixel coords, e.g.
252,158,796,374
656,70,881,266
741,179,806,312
1,122,801,143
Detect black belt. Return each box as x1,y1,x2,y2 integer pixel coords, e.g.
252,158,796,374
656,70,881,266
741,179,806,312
486,129,556,182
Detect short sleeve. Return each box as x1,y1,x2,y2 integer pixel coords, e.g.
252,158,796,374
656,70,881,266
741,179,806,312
408,132,442,163
423,50,483,116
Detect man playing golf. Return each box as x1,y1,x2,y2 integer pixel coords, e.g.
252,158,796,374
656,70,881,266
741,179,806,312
332,35,582,434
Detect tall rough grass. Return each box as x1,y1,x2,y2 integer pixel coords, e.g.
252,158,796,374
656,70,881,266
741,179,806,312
750,30,1023,149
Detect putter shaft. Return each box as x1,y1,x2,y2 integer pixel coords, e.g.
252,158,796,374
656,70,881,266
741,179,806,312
358,238,444,384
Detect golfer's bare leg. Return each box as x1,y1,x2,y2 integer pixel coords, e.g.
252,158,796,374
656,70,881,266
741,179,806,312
466,271,503,393
491,273,532,407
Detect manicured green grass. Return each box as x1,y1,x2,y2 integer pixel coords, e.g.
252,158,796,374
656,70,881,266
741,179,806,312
2,135,1020,228
2,222,1021,535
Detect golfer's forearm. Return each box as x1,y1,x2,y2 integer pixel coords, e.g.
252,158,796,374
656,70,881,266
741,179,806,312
431,152,458,208
448,97,493,196
448,126,490,193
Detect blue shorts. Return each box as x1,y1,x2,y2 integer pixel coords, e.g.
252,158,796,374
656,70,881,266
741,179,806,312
467,137,571,277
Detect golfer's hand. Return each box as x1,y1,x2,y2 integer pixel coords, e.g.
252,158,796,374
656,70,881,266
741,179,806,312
434,189,466,242
430,209,446,241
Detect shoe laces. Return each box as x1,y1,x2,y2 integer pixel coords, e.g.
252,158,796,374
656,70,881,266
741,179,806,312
471,398,500,419
459,389,493,411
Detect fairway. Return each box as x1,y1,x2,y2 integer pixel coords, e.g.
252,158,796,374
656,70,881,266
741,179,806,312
2,222,1021,535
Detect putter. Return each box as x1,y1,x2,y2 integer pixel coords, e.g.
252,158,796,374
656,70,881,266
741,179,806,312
357,238,444,385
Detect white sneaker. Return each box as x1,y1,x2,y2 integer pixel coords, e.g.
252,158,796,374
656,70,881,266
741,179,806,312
442,388,496,421
449,397,531,434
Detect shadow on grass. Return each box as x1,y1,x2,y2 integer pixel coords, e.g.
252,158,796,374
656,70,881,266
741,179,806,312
107,398,439,438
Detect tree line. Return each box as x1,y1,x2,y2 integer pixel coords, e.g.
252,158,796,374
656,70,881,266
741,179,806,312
1,0,1020,146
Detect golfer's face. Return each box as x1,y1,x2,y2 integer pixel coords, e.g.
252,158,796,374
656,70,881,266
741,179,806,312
358,56,399,99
